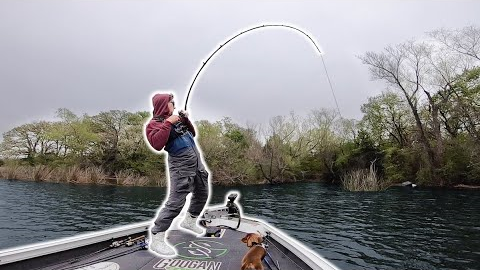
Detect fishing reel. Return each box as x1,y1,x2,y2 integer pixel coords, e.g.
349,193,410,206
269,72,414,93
173,121,188,134
178,110,187,118
153,115,188,135
171,111,189,134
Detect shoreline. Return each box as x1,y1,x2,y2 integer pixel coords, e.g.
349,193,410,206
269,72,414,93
0,165,312,187
1,173,479,190
0,176,318,187
1,165,478,189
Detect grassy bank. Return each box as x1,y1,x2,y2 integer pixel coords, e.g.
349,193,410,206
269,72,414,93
341,162,390,191
0,165,293,187
0,165,168,187
2,165,477,190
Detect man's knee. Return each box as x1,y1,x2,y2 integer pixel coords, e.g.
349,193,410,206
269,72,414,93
164,193,188,211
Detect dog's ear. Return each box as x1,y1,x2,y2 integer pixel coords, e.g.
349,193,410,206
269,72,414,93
241,233,252,244
242,233,256,247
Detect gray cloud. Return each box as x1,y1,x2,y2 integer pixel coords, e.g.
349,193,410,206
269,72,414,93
1,0,479,138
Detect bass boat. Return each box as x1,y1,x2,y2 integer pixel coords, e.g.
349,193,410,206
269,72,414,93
0,193,339,270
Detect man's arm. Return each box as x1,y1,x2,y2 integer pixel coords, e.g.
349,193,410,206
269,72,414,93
146,121,172,151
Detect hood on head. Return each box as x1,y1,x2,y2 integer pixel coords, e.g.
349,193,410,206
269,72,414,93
152,93,172,118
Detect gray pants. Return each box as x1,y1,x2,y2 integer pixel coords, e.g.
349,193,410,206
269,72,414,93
151,147,209,234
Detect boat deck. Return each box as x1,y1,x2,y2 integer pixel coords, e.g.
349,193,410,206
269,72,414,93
3,227,312,270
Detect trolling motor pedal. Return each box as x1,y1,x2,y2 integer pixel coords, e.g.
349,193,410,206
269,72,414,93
200,193,242,230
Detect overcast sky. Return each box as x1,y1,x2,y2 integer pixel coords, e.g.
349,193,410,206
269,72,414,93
1,0,479,138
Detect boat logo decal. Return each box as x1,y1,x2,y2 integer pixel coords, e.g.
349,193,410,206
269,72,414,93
154,258,222,270
174,240,228,259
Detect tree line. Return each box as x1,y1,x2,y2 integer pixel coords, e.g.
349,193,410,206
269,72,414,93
359,25,480,186
0,26,479,187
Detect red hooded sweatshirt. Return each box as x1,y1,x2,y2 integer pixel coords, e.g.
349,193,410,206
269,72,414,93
145,94,195,151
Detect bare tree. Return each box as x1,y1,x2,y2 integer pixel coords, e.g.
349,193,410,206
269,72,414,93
360,41,441,180
429,25,480,61
429,26,480,140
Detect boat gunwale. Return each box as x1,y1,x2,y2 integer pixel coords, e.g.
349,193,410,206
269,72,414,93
261,221,339,270
0,221,151,265
0,217,339,270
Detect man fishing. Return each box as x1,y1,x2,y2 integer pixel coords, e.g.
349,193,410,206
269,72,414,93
145,92,210,257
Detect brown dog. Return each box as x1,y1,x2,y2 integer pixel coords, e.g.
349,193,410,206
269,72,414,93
241,233,266,270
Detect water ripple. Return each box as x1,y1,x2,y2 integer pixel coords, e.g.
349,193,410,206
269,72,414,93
1,180,479,270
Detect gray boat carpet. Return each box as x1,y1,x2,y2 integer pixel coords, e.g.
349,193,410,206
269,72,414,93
30,228,312,270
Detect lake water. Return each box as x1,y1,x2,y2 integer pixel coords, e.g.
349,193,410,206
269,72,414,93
0,180,478,270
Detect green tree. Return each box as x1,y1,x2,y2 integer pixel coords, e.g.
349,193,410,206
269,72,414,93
197,118,259,185
360,91,412,147
118,111,164,175
436,67,480,141
90,110,132,172
0,121,55,163
53,108,98,163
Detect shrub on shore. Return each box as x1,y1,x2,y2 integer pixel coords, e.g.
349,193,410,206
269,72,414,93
342,162,387,191
0,164,157,186
0,164,20,180
31,165,54,181
115,170,149,186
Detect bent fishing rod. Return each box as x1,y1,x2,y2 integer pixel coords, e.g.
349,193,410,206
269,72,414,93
182,24,342,118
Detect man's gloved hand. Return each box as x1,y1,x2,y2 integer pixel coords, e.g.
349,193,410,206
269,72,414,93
179,110,189,119
166,115,181,124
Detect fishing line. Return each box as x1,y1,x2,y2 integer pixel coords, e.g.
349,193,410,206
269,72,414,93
183,24,342,118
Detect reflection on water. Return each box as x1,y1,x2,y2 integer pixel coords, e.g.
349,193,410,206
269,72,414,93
0,180,479,270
